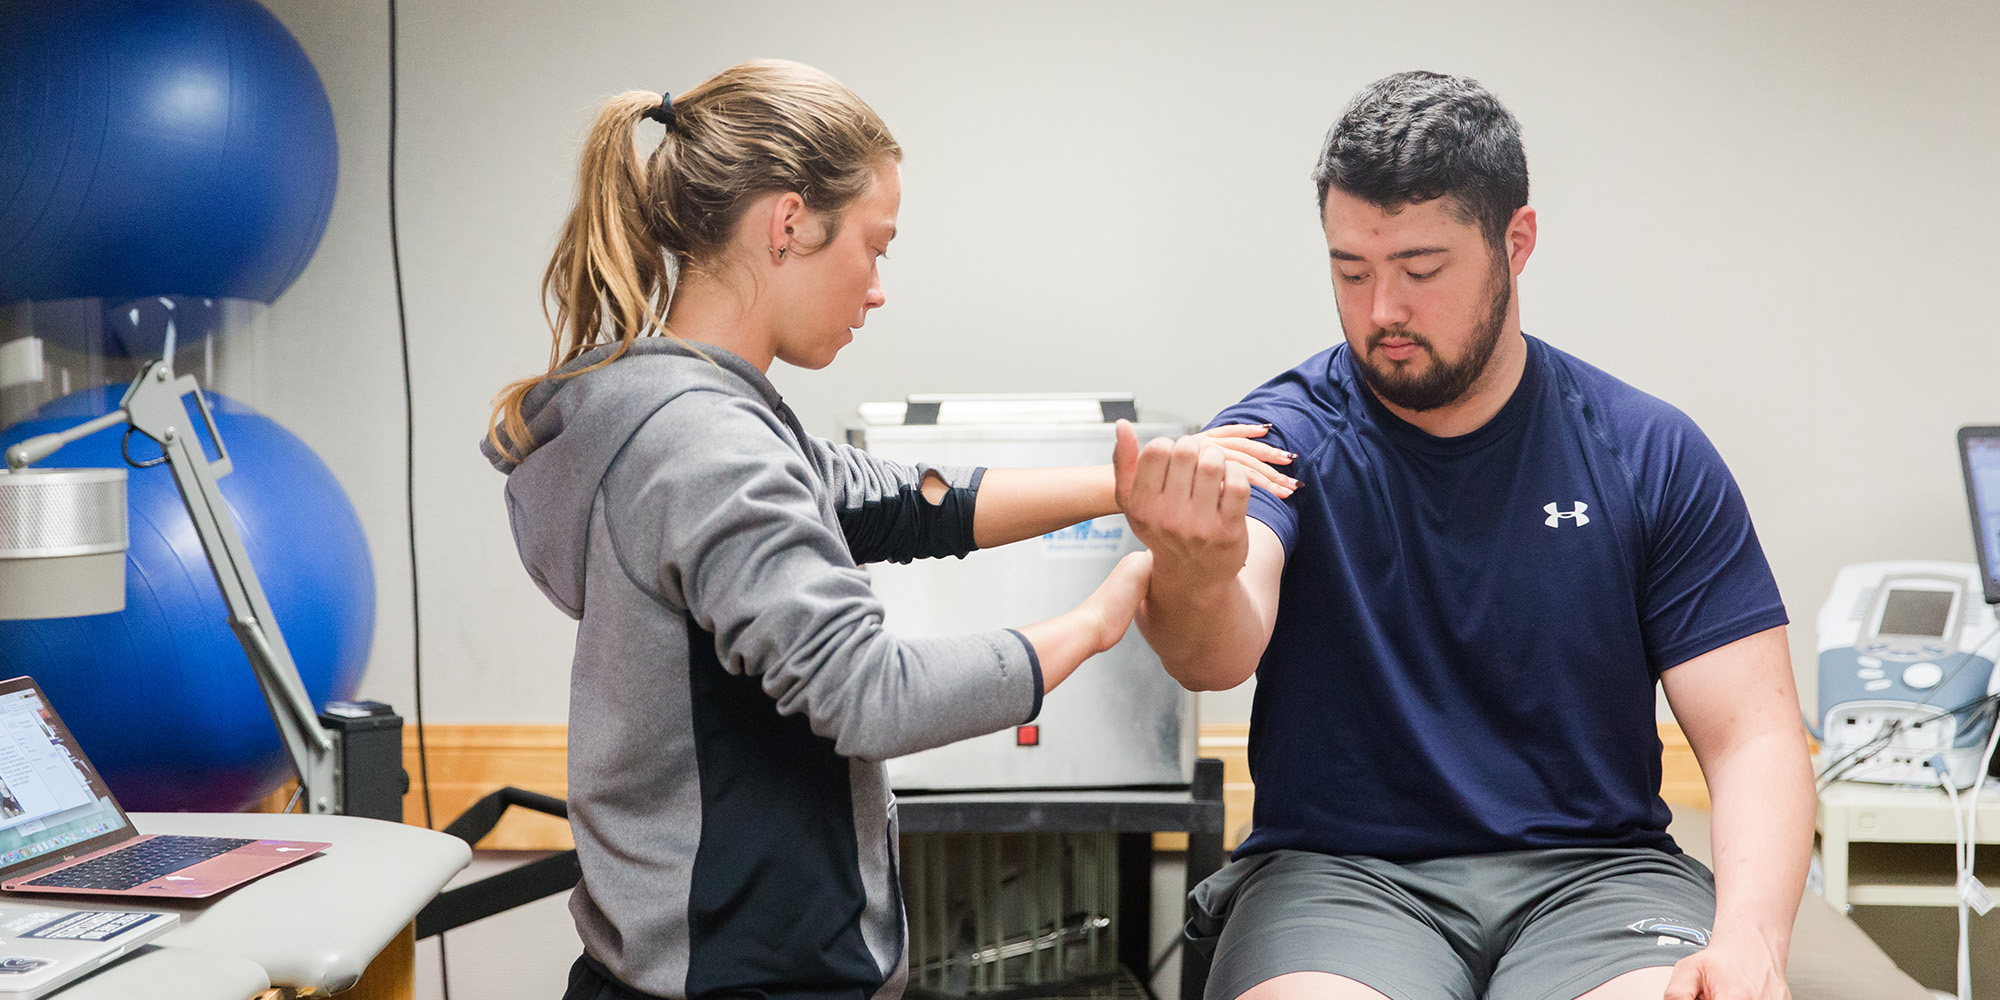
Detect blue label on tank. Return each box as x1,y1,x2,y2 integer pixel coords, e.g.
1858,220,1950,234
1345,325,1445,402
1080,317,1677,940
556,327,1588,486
1042,520,1124,554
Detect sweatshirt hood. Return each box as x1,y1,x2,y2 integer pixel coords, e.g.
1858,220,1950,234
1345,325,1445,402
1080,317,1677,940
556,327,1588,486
480,338,781,618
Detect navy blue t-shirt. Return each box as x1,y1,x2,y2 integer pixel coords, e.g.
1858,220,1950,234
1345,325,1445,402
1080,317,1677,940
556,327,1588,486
1209,335,1787,862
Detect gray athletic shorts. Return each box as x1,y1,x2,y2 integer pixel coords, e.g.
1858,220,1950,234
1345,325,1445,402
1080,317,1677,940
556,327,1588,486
1187,847,1717,1000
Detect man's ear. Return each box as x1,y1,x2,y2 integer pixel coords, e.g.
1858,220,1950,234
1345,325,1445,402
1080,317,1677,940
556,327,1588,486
1505,205,1537,277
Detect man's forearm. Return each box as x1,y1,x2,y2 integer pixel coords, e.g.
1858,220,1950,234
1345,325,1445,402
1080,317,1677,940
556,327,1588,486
1702,726,1815,954
1136,571,1265,691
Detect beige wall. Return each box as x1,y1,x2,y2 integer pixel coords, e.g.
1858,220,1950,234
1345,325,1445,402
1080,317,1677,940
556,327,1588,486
256,0,2000,726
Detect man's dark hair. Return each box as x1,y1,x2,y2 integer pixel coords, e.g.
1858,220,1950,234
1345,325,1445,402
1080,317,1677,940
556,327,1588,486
1313,71,1528,252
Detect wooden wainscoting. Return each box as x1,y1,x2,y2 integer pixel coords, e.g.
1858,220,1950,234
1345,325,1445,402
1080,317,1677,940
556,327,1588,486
397,724,572,849
1658,722,1711,813
356,722,1708,855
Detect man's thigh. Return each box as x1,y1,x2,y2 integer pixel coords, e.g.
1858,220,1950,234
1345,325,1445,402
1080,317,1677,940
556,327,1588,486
1483,849,1716,1000
1238,972,1395,1000
1190,851,1481,1000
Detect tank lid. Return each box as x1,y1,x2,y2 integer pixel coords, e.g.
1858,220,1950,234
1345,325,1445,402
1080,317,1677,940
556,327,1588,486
857,393,1137,426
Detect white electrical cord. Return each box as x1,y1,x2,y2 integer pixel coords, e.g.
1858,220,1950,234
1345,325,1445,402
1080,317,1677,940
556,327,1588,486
1937,763,1971,1000
1955,708,2000,1000
1934,710,2000,1000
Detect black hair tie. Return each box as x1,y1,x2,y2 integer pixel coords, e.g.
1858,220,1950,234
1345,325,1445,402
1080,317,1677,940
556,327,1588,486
643,92,675,126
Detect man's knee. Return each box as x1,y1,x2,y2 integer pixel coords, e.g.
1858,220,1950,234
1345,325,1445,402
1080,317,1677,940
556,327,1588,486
1234,971,1392,1000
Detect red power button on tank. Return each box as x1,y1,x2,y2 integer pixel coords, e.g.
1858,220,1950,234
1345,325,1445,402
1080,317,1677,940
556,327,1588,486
1016,725,1039,746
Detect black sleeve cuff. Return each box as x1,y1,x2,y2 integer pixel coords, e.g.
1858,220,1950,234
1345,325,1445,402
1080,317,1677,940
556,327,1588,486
1004,627,1044,723
837,465,988,564
956,467,987,555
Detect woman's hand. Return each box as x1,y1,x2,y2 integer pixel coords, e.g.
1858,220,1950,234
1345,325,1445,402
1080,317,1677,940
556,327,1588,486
1196,424,1299,498
1081,550,1153,653
1018,550,1154,694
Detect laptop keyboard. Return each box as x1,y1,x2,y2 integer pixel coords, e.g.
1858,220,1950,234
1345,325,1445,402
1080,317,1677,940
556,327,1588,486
22,836,256,891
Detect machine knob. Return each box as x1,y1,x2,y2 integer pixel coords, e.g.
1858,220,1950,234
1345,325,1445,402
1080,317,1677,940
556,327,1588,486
1902,662,1944,689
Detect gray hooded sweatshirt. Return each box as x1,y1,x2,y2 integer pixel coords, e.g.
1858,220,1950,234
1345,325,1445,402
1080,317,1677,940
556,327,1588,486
482,340,1042,1000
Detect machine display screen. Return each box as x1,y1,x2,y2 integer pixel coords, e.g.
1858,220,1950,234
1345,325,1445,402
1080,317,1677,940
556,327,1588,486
1878,589,1954,638
1967,430,2000,604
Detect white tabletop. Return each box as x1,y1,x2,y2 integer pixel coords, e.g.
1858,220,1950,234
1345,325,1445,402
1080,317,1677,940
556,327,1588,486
120,812,470,993
56,945,269,1000
1818,777,2000,842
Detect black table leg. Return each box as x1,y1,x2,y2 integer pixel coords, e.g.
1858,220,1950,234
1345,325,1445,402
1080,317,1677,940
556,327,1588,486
1179,759,1226,1000
1118,831,1154,992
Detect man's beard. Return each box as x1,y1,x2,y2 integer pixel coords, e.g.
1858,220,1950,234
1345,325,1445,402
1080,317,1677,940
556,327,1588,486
1350,266,1511,413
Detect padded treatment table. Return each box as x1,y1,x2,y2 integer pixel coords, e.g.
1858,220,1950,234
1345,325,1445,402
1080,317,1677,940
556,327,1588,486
54,944,270,999
32,812,469,997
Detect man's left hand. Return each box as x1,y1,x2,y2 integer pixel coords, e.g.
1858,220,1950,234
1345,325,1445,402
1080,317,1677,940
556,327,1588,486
1664,936,1789,1000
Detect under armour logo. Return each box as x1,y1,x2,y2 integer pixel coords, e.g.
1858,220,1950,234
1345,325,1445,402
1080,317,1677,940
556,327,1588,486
1544,501,1590,527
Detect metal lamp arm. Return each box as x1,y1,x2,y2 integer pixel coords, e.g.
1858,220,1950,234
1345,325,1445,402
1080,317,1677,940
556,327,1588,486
11,363,340,813
124,364,341,812
4,410,128,471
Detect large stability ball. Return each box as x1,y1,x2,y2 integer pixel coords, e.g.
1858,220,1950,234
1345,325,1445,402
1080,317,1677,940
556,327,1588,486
0,0,339,317
0,387,374,812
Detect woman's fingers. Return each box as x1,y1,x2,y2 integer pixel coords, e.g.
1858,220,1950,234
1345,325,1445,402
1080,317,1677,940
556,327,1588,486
1204,434,1294,466
1199,425,1292,464
1217,447,1298,498
1199,423,1271,440
1194,428,1299,498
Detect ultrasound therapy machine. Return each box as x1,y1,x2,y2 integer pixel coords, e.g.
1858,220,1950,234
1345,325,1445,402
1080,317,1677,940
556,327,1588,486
1816,427,2000,788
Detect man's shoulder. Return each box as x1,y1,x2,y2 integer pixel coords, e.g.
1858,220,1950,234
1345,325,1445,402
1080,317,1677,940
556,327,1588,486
1533,337,1705,445
1209,344,1353,430
1250,343,1348,397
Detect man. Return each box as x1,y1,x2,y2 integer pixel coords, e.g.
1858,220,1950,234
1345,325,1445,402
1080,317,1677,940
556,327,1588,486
1113,72,1813,1000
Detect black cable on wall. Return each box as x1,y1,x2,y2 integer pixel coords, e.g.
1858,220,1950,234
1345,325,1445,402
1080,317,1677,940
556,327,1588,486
386,0,448,994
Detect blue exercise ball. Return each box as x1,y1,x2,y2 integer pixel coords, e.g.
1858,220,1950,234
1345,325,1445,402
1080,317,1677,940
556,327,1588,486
0,386,374,812
0,0,339,315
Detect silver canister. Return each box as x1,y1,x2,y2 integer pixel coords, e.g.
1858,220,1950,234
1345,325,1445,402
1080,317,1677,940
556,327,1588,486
0,467,129,619
852,394,1197,791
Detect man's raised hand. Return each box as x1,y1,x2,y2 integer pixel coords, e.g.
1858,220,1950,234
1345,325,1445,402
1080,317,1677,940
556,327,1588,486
1113,420,1252,591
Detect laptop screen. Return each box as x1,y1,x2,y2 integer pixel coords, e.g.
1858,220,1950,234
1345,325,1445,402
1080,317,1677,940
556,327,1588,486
1964,427,2000,606
0,679,132,880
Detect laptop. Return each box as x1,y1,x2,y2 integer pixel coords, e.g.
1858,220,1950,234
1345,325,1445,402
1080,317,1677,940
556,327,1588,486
1961,425,2000,606
0,903,178,998
0,676,328,899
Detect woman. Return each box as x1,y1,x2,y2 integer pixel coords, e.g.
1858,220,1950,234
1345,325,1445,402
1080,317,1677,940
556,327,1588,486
483,60,1292,1000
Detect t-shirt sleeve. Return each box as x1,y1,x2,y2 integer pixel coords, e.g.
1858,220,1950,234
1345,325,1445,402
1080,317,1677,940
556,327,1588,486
1633,412,1790,673
1205,364,1335,556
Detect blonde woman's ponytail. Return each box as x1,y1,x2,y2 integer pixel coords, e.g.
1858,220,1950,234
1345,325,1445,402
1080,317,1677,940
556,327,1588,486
490,92,669,460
